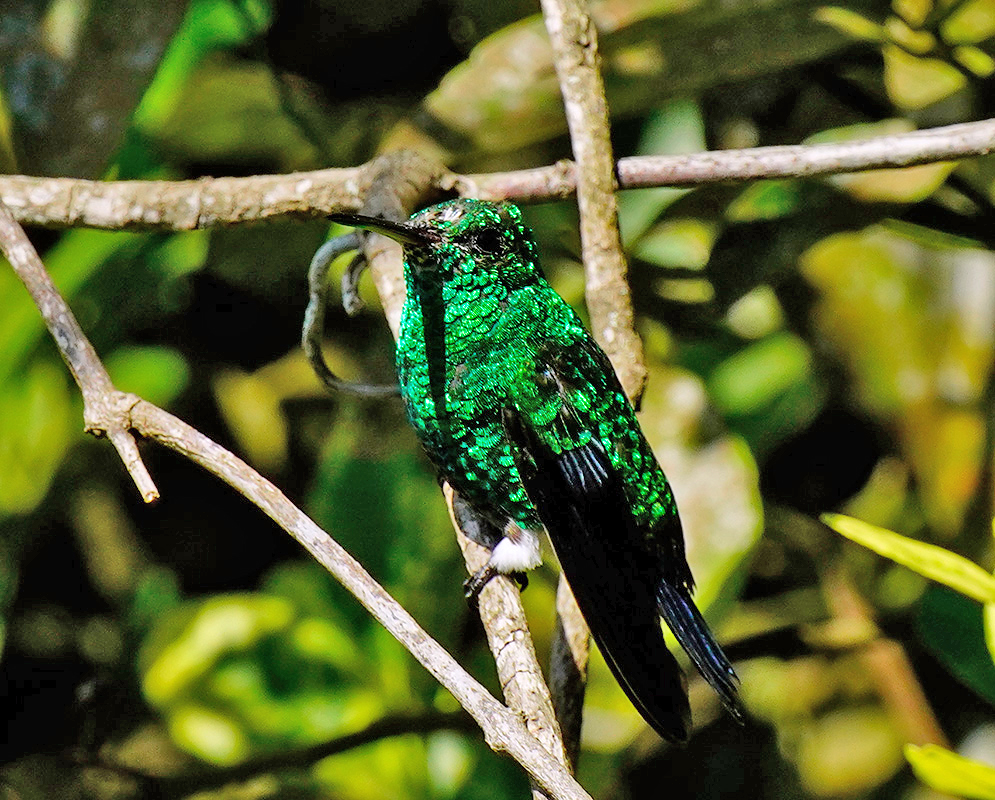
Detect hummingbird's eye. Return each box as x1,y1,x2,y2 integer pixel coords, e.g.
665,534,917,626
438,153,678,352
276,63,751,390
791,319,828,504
470,228,505,255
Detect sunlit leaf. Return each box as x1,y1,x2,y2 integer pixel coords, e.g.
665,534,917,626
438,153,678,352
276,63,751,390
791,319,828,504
943,0,995,44
955,45,995,76
906,744,995,799
806,120,956,203
141,594,295,705
167,703,251,766
883,44,966,110
726,181,804,222
814,6,886,41
213,367,289,471
797,707,905,796
823,514,995,603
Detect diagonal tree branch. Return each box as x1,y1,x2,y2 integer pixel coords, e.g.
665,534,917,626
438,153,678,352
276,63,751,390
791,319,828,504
0,199,158,503
447,485,571,790
0,193,593,800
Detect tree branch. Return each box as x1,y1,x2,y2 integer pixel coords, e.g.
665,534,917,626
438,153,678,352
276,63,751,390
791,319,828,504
0,198,158,502
445,486,571,782
0,192,592,800
4,120,995,231
540,0,646,401
465,118,995,198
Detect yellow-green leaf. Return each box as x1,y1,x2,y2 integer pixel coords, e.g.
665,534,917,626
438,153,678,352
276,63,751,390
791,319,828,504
905,744,995,799
985,602,995,668
822,514,995,603
814,6,886,42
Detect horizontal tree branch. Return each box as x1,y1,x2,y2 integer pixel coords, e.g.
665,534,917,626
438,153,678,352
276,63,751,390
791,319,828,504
2,119,994,231
464,118,995,198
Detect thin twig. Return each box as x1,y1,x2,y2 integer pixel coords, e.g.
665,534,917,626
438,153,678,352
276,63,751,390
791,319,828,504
466,119,995,198
822,564,949,748
0,197,159,502
4,120,995,230
0,190,591,800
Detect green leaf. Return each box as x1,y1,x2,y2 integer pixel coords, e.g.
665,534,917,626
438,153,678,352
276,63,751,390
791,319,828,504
985,601,995,669
822,514,995,603
906,744,995,799
619,100,704,242
918,587,995,708
814,6,886,41
708,332,813,416
0,362,74,514
105,346,190,407
140,594,295,706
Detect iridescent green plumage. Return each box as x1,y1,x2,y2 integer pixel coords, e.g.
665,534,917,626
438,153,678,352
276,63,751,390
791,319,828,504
395,201,675,536
331,199,743,741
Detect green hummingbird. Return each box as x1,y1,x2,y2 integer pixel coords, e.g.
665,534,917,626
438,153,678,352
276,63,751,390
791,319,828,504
330,198,744,741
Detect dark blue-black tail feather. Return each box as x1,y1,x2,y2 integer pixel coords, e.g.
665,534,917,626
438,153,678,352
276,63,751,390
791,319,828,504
657,581,744,723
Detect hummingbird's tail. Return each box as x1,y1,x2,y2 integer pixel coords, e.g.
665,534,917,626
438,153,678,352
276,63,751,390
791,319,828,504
563,554,693,742
657,581,744,724
503,407,746,739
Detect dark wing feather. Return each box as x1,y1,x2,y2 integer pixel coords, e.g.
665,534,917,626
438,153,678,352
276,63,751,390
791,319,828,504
503,409,692,742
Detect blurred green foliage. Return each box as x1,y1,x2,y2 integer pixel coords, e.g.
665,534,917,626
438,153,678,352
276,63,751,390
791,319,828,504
2,0,995,797
823,513,995,796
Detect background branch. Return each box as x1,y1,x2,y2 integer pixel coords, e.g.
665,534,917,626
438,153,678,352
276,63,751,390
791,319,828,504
539,0,637,764
540,0,646,401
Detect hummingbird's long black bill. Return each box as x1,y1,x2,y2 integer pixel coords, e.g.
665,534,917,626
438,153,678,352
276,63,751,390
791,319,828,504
329,213,439,246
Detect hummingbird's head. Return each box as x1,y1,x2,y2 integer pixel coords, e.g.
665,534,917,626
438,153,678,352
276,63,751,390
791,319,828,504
331,199,544,291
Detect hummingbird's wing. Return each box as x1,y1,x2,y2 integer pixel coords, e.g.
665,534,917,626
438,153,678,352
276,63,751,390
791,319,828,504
502,342,743,739
503,405,692,742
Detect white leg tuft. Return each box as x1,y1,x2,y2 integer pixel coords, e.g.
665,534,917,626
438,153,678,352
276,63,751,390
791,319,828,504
489,525,542,573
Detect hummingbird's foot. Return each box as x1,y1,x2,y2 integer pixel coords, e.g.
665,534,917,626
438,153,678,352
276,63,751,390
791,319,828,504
463,566,529,605
463,564,497,605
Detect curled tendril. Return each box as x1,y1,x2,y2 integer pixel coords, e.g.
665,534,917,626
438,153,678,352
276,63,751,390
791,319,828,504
302,231,400,398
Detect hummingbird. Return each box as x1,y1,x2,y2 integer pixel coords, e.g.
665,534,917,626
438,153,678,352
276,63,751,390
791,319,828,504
330,198,744,741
